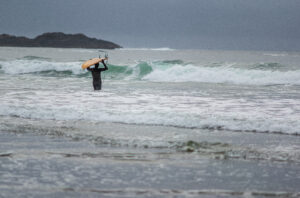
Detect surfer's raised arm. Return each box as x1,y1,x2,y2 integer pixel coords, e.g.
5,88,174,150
100,59,108,71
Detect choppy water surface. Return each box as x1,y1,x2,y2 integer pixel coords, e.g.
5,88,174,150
0,47,300,197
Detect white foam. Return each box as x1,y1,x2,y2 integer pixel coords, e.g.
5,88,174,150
0,59,84,75
0,89,300,135
143,64,300,85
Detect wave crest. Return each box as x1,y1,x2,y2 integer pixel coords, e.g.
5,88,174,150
1,58,300,85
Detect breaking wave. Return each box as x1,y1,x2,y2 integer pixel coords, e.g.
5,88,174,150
1,58,300,85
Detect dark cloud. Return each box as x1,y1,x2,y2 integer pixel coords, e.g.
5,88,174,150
0,0,299,50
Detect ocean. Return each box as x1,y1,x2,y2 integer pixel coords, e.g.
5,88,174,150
0,47,300,198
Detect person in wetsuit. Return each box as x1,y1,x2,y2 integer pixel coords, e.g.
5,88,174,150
87,59,108,90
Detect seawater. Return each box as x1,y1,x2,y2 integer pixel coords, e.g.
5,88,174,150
0,47,300,197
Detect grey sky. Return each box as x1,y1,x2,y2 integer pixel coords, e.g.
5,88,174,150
0,0,300,50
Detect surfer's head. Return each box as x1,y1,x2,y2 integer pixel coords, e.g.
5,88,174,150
95,63,99,68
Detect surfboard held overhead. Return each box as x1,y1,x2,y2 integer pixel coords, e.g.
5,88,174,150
81,58,108,69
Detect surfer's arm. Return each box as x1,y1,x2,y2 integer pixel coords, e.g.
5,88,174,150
87,67,91,71
100,60,108,71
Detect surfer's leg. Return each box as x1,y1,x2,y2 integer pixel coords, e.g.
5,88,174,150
94,85,101,90
93,81,101,90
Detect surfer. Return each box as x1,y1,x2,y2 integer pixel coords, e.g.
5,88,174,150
87,60,108,90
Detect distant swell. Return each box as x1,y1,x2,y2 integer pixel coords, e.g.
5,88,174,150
1,58,300,85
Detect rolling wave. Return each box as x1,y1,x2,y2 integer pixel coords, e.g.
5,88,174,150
1,58,300,85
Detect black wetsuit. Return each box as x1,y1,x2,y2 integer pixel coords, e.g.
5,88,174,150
87,63,108,90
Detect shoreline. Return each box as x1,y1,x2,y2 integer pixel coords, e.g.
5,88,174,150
1,121,300,197
1,116,300,163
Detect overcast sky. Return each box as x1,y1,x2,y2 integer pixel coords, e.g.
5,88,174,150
1,0,299,51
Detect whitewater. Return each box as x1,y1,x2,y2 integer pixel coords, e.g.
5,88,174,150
0,47,300,198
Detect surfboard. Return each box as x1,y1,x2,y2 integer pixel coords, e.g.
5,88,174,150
81,58,107,69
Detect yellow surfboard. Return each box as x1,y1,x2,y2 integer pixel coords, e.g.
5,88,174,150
81,58,108,69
